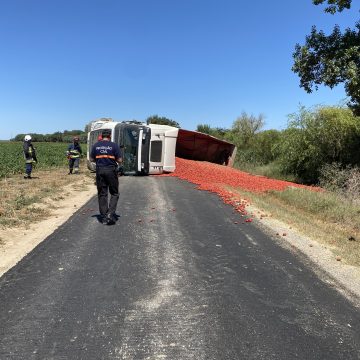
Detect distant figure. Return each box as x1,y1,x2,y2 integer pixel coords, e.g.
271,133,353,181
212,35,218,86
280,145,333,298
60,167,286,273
90,129,122,225
23,135,37,179
66,136,82,174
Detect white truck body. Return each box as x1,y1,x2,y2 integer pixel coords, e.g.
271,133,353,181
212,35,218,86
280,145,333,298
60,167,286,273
87,120,179,175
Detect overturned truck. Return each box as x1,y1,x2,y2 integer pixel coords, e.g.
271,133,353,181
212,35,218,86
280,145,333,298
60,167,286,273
87,119,236,175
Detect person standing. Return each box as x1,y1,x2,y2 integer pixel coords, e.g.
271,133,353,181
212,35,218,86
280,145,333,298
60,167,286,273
66,136,82,174
23,135,37,179
90,129,122,225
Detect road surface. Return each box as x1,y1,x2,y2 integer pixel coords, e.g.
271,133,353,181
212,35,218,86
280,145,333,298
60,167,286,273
0,176,359,359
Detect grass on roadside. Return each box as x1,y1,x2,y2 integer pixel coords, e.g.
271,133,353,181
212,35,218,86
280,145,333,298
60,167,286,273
0,164,93,229
227,185,360,267
234,161,297,183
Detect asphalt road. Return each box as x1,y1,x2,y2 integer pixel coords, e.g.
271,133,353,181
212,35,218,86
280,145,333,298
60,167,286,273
0,176,359,359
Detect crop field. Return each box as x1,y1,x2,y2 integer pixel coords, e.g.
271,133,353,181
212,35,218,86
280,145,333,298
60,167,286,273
0,141,83,178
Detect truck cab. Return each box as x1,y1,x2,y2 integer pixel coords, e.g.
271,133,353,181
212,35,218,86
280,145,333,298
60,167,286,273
87,120,179,175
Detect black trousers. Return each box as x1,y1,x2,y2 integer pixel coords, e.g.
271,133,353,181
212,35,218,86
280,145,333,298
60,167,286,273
68,158,80,172
96,167,119,217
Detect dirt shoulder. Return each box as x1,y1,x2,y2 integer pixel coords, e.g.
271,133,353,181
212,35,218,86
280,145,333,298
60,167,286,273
0,169,97,277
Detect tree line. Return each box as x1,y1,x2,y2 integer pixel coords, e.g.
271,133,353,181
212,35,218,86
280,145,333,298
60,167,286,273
11,130,87,143
197,105,360,184
11,115,179,144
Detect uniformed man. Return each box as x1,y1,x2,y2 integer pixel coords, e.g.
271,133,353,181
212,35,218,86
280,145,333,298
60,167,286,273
23,135,37,179
67,136,82,174
90,129,122,225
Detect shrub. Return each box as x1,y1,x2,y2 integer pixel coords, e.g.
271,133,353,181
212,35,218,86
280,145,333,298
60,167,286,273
277,105,360,183
319,162,360,203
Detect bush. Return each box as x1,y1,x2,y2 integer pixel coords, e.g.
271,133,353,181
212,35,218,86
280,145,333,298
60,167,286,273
319,163,349,192
252,130,282,165
346,169,360,203
319,162,360,203
277,105,360,183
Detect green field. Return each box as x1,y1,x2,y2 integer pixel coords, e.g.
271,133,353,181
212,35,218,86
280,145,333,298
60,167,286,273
0,141,80,178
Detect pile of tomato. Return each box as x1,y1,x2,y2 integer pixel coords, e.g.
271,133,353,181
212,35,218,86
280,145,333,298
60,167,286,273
167,157,318,218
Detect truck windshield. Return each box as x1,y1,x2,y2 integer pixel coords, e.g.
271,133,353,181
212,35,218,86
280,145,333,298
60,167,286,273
122,127,139,174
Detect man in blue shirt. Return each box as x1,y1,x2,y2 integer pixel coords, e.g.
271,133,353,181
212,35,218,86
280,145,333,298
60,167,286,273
90,129,122,225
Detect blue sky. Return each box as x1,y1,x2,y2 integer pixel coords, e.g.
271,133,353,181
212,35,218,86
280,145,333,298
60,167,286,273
0,0,358,140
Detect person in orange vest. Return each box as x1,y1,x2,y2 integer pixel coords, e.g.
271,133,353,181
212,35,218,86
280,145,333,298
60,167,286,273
66,136,82,174
23,135,37,179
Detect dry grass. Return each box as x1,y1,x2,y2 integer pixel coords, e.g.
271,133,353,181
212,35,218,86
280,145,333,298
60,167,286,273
227,185,360,267
0,165,93,229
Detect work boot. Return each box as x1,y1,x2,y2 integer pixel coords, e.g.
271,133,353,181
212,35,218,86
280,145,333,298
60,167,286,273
106,213,116,225
99,215,108,225
24,175,32,179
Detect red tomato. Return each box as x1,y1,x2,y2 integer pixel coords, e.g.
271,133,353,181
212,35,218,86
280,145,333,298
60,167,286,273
164,158,320,216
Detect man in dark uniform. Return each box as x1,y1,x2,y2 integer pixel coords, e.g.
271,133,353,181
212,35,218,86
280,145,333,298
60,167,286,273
90,129,122,225
23,134,37,179
66,136,82,174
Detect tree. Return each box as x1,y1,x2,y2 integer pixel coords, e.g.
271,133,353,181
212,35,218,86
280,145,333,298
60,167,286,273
276,105,360,183
196,124,229,138
313,0,351,14
252,130,282,165
146,115,180,128
196,124,212,134
229,112,265,147
292,0,360,115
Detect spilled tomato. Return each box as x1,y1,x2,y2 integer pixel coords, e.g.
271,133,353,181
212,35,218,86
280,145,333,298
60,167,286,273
163,158,320,217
